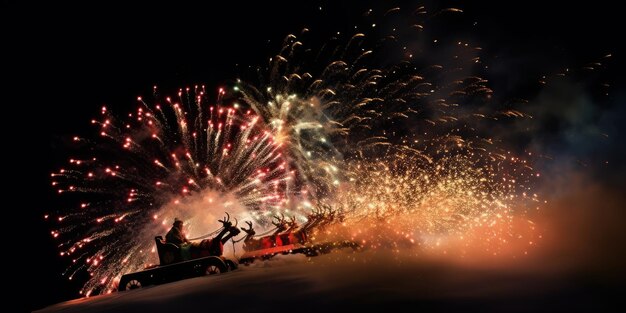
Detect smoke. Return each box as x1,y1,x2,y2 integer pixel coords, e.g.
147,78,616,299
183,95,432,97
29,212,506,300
534,171,626,275
388,40,626,275
155,190,249,239
494,66,626,279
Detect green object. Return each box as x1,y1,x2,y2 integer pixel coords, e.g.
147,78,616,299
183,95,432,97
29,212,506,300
180,243,192,260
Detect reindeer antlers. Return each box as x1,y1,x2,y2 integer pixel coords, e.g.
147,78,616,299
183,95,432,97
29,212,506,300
271,213,286,226
241,220,254,233
218,212,231,225
288,216,299,227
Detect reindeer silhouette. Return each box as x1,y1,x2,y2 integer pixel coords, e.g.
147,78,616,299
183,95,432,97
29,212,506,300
239,206,337,252
191,212,240,258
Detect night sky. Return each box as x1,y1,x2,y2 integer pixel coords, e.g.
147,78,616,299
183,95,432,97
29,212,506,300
7,1,624,311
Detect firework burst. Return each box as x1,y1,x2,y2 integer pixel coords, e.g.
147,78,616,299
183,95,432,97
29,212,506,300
51,86,292,295
235,6,541,254
237,10,499,200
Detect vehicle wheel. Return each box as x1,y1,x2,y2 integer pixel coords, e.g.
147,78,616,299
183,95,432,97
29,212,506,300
202,257,228,276
126,279,142,290
205,264,222,275
225,259,238,271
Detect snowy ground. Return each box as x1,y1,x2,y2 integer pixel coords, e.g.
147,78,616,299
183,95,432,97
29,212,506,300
34,247,621,313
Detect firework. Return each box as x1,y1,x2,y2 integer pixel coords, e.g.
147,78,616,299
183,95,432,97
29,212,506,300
51,86,292,295
51,5,543,296
330,145,539,253
237,11,498,200
235,6,539,246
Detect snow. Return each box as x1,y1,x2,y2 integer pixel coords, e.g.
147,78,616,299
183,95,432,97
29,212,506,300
33,250,613,313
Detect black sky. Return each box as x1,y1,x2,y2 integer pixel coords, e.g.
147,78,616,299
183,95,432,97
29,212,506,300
6,1,623,311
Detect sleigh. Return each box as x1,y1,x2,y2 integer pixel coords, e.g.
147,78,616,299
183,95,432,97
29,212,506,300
118,214,239,291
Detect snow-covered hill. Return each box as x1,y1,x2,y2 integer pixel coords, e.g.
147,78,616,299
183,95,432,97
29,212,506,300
34,250,619,313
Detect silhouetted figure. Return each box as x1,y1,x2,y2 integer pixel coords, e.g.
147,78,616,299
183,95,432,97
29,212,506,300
166,218,191,246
